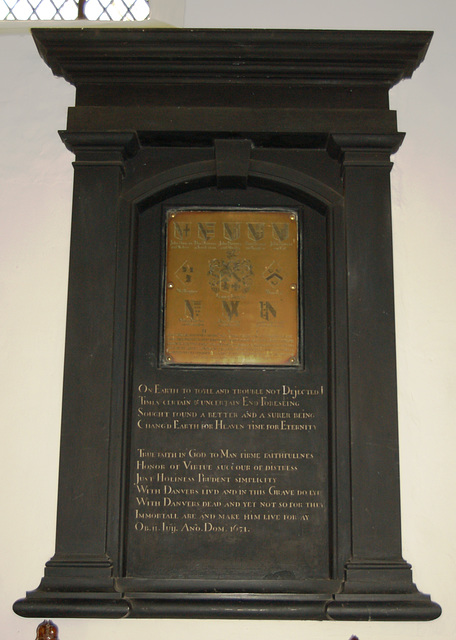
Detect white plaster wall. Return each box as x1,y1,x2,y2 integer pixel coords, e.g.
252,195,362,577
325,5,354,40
1,2,455,638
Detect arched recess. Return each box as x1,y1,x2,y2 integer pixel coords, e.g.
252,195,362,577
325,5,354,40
121,158,343,214
109,155,350,585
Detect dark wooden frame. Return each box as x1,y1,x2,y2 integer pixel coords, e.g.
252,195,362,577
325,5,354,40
13,28,440,621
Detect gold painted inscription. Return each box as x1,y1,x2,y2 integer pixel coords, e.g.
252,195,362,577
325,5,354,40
132,383,326,539
164,209,299,365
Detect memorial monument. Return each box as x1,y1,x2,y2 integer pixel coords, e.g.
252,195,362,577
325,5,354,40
14,28,440,620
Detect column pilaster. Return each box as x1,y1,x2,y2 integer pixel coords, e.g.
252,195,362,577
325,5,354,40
20,133,139,613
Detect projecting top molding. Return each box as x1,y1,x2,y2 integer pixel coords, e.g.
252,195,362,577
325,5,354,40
32,28,432,91
31,28,432,143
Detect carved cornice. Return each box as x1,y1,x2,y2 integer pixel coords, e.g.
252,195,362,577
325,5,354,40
32,28,432,89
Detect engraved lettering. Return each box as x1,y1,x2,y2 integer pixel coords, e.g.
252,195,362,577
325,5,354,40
164,210,298,365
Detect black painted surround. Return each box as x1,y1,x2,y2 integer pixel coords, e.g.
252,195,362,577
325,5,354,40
13,29,440,621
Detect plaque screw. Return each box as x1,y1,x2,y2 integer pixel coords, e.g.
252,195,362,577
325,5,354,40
166,356,173,362
290,283,297,290
290,214,296,221
168,282,174,289
289,357,296,364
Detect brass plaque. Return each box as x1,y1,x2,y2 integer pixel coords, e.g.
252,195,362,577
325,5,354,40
163,209,299,366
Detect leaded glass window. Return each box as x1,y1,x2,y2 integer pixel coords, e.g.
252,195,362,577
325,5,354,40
0,0,149,20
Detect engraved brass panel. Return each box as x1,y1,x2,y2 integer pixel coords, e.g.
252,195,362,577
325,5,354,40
163,209,299,366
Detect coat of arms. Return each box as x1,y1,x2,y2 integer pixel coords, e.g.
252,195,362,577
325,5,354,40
208,256,254,297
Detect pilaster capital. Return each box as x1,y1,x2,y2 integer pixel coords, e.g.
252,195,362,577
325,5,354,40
59,131,140,169
327,133,405,169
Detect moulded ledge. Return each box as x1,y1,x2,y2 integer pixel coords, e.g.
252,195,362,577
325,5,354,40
13,595,130,618
13,590,441,620
127,594,330,619
326,594,442,621
13,592,329,619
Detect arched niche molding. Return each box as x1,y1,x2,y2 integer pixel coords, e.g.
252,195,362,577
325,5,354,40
121,157,343,215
